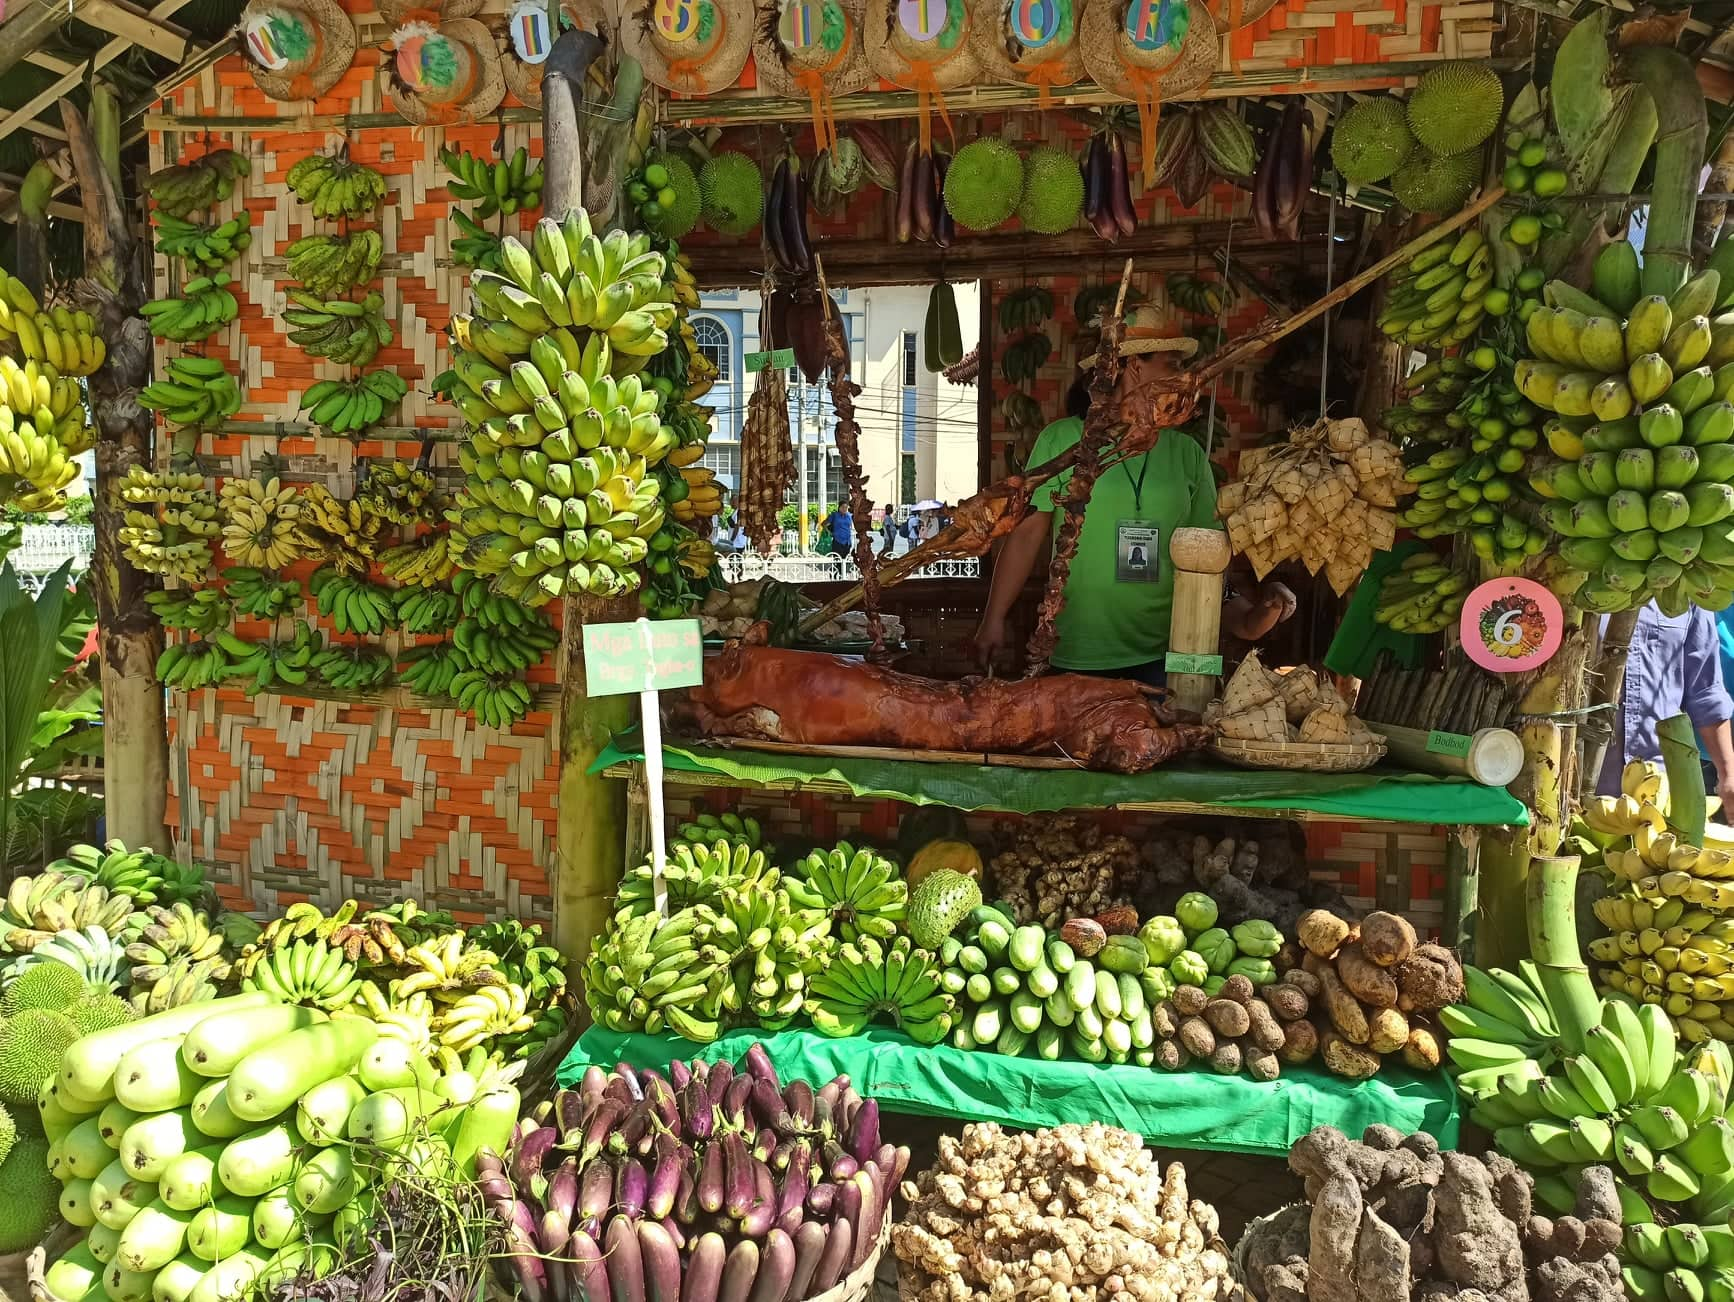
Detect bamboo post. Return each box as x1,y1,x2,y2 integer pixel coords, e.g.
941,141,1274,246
1443,831,1479,957
1166,527,1230,715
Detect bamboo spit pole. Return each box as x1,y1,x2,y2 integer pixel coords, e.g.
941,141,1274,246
797,186,1509,637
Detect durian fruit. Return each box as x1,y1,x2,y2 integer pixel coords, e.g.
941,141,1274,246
1404,62,1504,156
0,1102,14,1168
643,152,701,239
1329,97,1415,184
0,962,84,1017
66,992,134,1035
698,152,764,235
944,139,1024,232
0,1123,56,1252
0,1008,79,1105
1391,147,1482,216
1016,146,1085,234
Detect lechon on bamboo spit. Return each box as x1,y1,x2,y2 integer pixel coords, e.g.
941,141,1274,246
670,623,1215,773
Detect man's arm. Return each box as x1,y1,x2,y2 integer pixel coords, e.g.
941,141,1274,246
1223,583,1297,641
973,510,1051,665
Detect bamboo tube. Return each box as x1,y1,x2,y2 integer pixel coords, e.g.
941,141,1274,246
1371,723,1524,787
1165,528,1230,714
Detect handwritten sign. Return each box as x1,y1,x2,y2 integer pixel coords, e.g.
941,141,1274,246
1426,730,1473,758
582,619,703,696
746,348,796,373
1164,651,1223,676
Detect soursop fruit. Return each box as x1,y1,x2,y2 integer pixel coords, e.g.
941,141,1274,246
1404,61,1504,157
1017,147,1085,234
1392,148,1482,215
699,152,765,236
944,139,1023,232
1329,97,1415,184
907,869,984,950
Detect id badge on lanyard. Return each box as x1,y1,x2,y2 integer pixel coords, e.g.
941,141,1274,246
1117,522,1160,582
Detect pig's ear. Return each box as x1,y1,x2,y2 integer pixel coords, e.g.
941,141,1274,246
743,620,771,647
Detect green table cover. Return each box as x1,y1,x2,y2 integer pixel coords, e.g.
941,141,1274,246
559,1026,1461,1157
593,738,1527,825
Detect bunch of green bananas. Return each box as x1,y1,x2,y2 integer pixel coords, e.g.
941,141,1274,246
240,933,362,1009
0,872,137,951
999,390,1046,442
674,810,765,852
379,534,458,588
450,212,504,272
639,520,713,620
145,149,250,218
141,274,240,342
613,839,774,919
218,475,307,570
440,145,543,218
583,907,735,1041
439,563,557,716
496,1003,567,1061
446,669,533,728
140,355,244,430
785,842,907,943
218,621,321,695
119,467,218,582
996,286,1052,332
245,899,358,954
286,153,387,218
310,566,398,635
701,881,834,1033
998,332,1051,384
394,584,459,634
1165,274,1225,318
452,607,556,672
355,458,440,524
1371,548,1468,633
0,356,94,513
292,482,391,573
397,642,466,697
129,953,228,1013
224,567,301,617
155,637,236,688
124,901,231,994
285,289,393,365
146,586,232,634
154,211,253,269
312,641,393,691
465,918,567,1005
285,230,384,296
0,277,105,377
52,840,204,907
1377,228,1495,348
807,934,952,1043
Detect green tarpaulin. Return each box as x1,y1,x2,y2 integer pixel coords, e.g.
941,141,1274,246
592,737,1527,825
559,1026,1461,1157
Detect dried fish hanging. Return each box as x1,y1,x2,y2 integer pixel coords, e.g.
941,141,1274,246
739,280,798,554
818,276,886,655
1024,260,1134,677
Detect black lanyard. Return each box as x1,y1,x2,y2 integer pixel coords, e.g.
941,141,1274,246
1121,452,1151,513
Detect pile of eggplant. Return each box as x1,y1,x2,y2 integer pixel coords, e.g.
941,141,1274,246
1083,132,1137,242
477,1046,910,1302
767,156,817,276
895,145,955,247
1251,100,1314,242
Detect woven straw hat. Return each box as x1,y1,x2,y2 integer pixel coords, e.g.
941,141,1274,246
385,18,507,123
972,0,1084,97
864,0,979,90
625,0,753,94
1079,305,1201,365
1079,0,1216,102
379,0,482,23
753,0,873,100
238,0,357,101
1207,0,1278,30
502,0,604,105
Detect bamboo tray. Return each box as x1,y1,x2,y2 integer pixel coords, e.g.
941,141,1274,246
676,735,1089,769
1211,736,1387,773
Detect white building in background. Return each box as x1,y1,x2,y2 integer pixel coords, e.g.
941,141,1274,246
689,285,981,518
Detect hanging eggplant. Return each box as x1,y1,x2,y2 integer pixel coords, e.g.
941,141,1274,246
932,152,954,249
1107,133,1137,237
1083,136,1118,241
766,159,794,271
912,149,936,242
1253,100,1311,241
896,143,917,243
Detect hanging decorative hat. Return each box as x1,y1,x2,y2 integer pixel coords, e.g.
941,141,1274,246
752,0,871,153
380,0,482,22
624,0,753,96
864,0,978,153
384,17,507,123
1205,0,1277,32
237,0,358,101
502,0,605,106
1079,304,1201,365
971,0,1084,106
1080,0,1216,184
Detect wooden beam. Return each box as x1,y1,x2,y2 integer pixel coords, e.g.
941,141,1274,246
79,0,188,61
25,52,78,74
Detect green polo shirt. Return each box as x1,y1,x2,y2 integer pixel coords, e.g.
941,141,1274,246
1027,418,1221,671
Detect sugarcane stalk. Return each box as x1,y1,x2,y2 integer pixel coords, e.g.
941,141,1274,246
1659,712,1707,845
1526,853,1602,1058
1621,45,1707,298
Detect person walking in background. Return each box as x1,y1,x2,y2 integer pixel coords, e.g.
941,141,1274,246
880,504,897,555
823,503,853,558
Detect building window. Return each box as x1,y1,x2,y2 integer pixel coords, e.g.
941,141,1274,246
901,454,917,501
701,443,740,489
692,316,731,380
902,331,917,387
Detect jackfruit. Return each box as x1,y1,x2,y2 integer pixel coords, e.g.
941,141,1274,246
644,152,701,240
1329,97,1415,184
1016,147,1085,234
944,139,1024,232
1392,148,1482,216
1405,62,1504,156
0,963,84,1018
698,153,764,236
0,1008,79,1106
0,1102,15,1168
67,992,134,1036
0,1122,59,1253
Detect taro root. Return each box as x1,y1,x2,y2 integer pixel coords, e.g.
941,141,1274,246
1336,942,1400,1008
1279,1017,1319,1064
1204,998,1251,1039
1359,910,1417,966
1264,982,1310,1022
1394,943,1466,1012
1210,1041,1244,1075
1218,973,1256,1005
1245,999,1287,1052
1298,908,1352,958
1172,984,1210,1017
1245,1044,1281,1082
1178,1016,1217,1059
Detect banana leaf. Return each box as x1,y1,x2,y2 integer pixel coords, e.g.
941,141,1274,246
0,560,77,874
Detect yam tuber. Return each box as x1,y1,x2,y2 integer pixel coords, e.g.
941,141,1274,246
1393,944,1466,1012
1358,910,1417,966
1319,1027,1380,1079
1297,909,1352,958
1308,956,1371,1045
1264,983,1311,1022
1278,1018,1319,1064
1335,942,1400,1009
1204,998,1251,1039
1366,1007,1410,1055
1245,999,1287,1052
1403,1025,1443,1071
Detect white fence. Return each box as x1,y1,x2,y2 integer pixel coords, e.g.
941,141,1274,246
718,553,980,584
11,525,94,582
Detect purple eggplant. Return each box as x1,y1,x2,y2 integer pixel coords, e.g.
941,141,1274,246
747,1230,794,1302
912,151,935,242
617,1101,654,1156
645,1076,679,1131
783,1082,814,1132
895,144,917,243
750,1159,777,1222
851,1169,879,1269
660,1218,685,1251
679,1081,712,1142
787,1223,827,1302
560,1090,598,1141
580,1098,627,1165
834,1178,862,1267
874,1145,896,1176
776,1149,810,1236
743,1045,780,1087
723,1075,753,1126
1085,136,1115,240
815,1078,843,1111
717,1241,760,1302
706,1062,735,1111
581,1066,608,1096
646,1144,684,1220
765,162,792,272
579,1157,614,1221
805,1182,836,1220
1109,134,1137,237
724,1132,754,1219
699,1141,726,1214
568,1230,610,1302
615,1064,645,1101
676,1156,699,1223
754,1129,778,1164
809,1219,852,1295
604,1077,634,1107
892,1147,911,1184
477,1152,514,1204
638,1220,681,1302
810,1094,834,1142
845,1101,879,1165
822,1142,857,1182
543,1158,580,1252
616,1157,649,1220
932,153,953,248
515,1126,561,1188
669,1060,693,1091
605,1214,646,1302
504,1223,550,1302
683,1234,726,1302
750,1078,790,1135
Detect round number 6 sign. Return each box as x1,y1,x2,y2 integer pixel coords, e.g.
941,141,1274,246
1460,577,1563,673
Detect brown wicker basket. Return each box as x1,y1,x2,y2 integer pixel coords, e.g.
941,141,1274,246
823,1215,891,1302
1211,736,1386,773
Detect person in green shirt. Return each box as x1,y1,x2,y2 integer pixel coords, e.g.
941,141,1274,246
973,332,1296,684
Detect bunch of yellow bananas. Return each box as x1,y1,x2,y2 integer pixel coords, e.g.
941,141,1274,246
291,483,391,574
670,464,724,524
118,467,218,582
218,476,306,570
0,355,93,512
0,274,105,376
